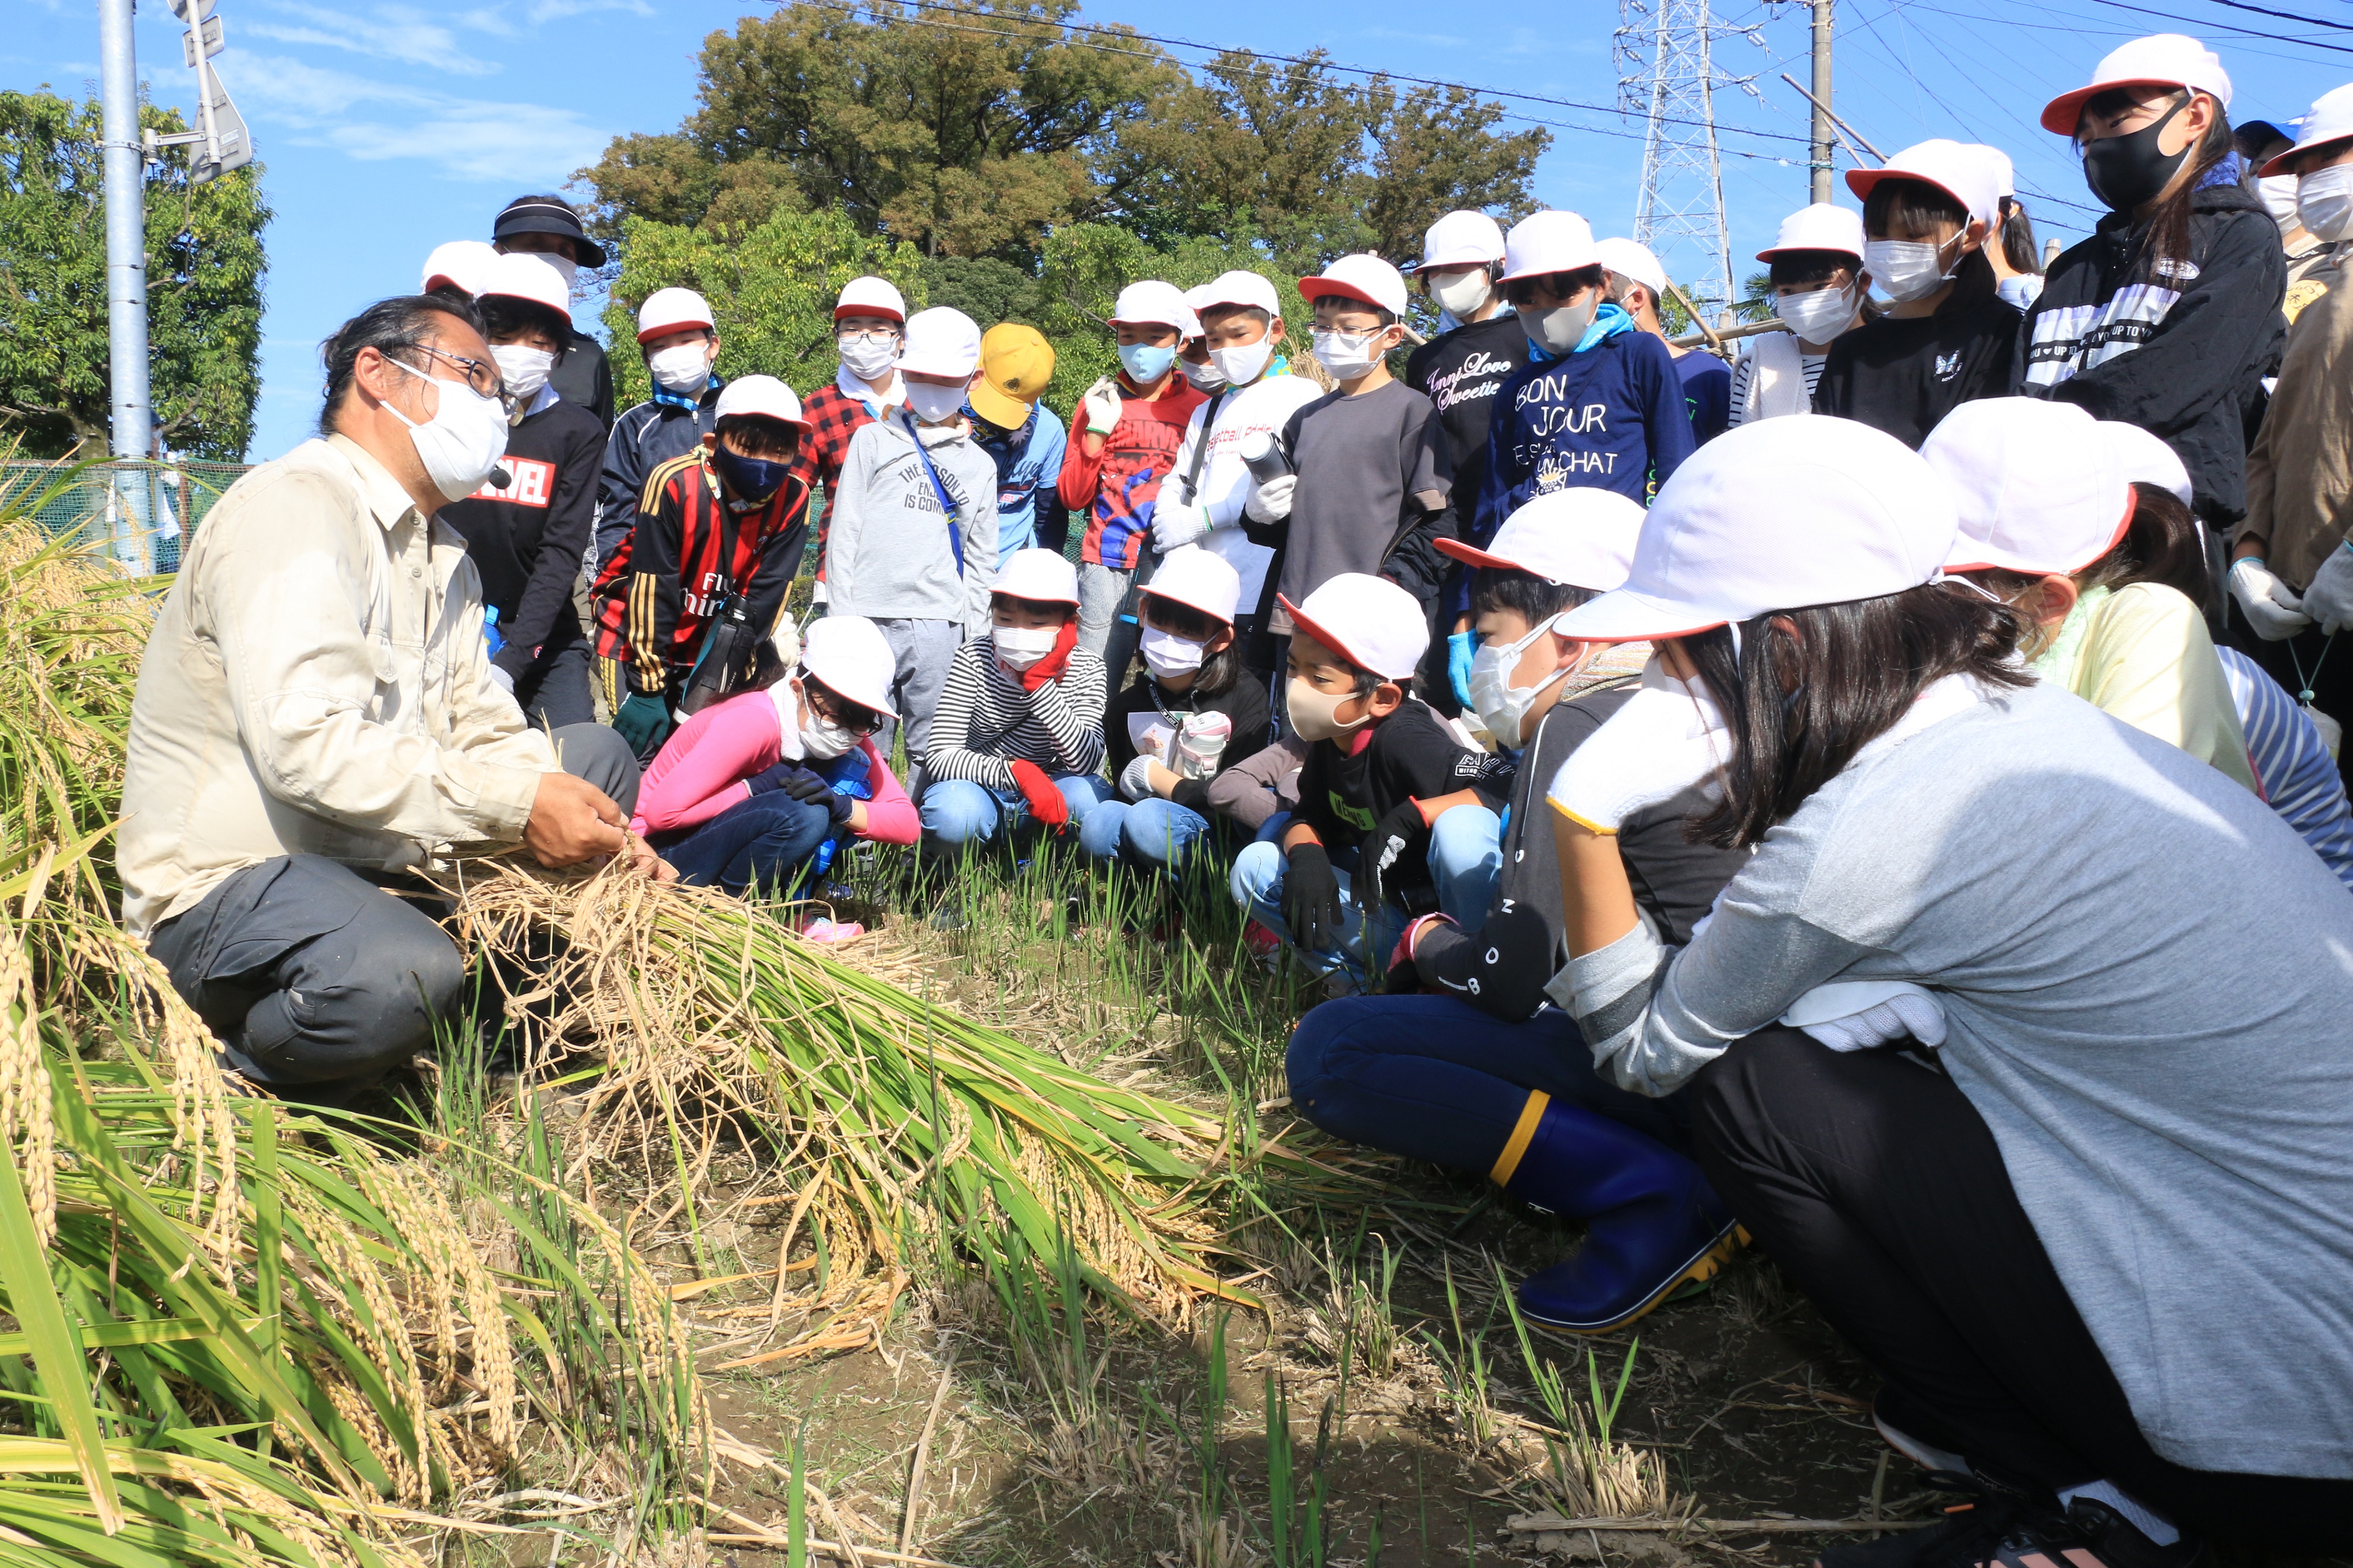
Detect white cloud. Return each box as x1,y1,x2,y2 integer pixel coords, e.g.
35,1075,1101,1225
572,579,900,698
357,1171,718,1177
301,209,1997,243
524,0,655,21
244,1,501,77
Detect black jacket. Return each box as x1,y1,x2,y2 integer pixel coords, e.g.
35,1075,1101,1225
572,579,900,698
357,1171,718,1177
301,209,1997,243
552,328,613,431
1813,277,2022,448
1105,666,1273,812
1296,698,1508,912
2020,178,2287,525
440,395,602,679
1405,312,1525,526
595,386,721,578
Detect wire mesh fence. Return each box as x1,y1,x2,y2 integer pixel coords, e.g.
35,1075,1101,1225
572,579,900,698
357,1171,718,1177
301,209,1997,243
0,458,251,574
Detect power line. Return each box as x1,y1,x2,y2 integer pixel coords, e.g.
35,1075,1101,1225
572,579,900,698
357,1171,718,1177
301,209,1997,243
2075,0,2353,56
2190,0,2353,34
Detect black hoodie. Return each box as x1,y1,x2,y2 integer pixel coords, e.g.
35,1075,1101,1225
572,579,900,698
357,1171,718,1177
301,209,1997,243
2019,176,2286,525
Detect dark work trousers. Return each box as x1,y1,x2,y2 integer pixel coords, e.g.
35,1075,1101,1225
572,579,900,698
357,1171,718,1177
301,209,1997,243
1287,995,1691,1171
2223,609,2353,794
515,632,596,731
652,792,834,897
1690,1029,2353,1551
148,723,641,1102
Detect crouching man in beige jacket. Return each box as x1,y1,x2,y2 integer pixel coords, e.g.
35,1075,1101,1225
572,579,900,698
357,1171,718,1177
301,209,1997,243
119,293,668,1103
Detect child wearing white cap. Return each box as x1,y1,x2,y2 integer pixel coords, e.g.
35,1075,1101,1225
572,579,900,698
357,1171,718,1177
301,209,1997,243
2023,34,2285,529
1286,491,1752,1336
1057,279,1207,657
920,548,1111,860
1728,204,1870,427
1813,141,2021,448
1542,415,2353,1567
630,616,916,912
1596,236,1733,445
1082,546,1273,876
1227,574,1509,987
595,287,726,640
793,276,910,609
822,305,1001,775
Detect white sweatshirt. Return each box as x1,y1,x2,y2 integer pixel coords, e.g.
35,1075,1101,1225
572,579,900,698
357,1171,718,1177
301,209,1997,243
1166,371,1327,611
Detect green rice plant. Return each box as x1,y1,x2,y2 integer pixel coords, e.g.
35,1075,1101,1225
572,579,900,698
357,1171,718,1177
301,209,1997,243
1260,1374,1338,1568
1499,1279,1681,1520
1419,1259,1501,1449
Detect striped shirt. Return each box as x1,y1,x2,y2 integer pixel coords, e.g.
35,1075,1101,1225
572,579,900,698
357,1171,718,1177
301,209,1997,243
2216,647,2353,889
1725,351,1825,427
925,634,1107,790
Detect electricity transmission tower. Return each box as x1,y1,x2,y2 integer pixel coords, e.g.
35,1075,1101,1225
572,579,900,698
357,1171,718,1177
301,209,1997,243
1617,0,1736,321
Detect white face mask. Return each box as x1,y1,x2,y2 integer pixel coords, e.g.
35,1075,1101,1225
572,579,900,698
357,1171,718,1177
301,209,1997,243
1179,355,1228,393
2259,173,2303,235
1862,237,1955,303
1428,269,1494,321
490,344,555,404
1286,676,1374,744
1468,621,1569,747
838,330,900,381
533,251,581,290
1772,283,1856,345
1209,337,1275,387
383,355,511,502
1141,624,1207,680
1312,328,1389,380
1517,299,1595,357
993,622,1059,671
2297,165,2353,244
647,340,713,394
904,379,967,425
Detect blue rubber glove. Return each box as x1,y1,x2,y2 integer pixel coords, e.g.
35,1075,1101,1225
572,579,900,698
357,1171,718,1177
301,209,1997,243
1448,630,1478,711
612,693,673,758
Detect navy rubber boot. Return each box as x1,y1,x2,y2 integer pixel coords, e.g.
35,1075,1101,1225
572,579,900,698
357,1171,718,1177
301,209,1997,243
1502,1094,1743,1334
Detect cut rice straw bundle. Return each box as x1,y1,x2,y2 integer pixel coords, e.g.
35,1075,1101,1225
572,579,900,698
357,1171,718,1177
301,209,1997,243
450,858,1286,1335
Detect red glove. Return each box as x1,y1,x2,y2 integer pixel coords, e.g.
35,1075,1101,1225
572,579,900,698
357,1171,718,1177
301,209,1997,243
1021,619,1080,692
1007,760,1070,828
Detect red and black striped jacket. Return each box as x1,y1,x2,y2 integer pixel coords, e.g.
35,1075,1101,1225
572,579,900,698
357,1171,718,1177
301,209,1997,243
591,450,810,697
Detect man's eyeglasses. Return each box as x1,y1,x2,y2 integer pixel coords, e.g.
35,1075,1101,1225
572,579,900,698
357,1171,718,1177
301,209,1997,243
401,344,507,404
836,327,901,347
803,677,884,736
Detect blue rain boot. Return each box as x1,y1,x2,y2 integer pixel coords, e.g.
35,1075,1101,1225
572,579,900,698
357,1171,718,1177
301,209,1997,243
1496,1092,1743,1334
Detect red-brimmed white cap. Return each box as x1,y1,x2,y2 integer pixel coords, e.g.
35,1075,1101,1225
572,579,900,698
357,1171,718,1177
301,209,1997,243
1436,489,1644,597
713,374,808,431
1197,270,1282,316
1594,238,1667,299
1555,418,1957,644
1279,573,1429,681
1756,203,1866,262
2097,419,2193,507
1973,144,2017,201
2041,34,2232,136
1847,139,2001,229
1141,545,1241,625
1299,254,1408,317
636,286,714,344
1499,210,1599,283
421,239,500,297
898,306,981,379
1111,279,1193,332
835,275,907,324
1414,210,1507,272
476,252,573,323
2261,83,2353,176
802,615,897,718
1922,399,2132,576
995,546,1079,606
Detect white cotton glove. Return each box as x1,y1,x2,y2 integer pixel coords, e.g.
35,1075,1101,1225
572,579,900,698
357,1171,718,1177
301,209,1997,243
1546,662,1727,833
2228,557,2313,641
487,664,517,697
1245,473,1296,524
1779,980,1947,1052
1119,752,1159,801
2300,543,2353,636
1152,498,1211,552
1082,376,1123,437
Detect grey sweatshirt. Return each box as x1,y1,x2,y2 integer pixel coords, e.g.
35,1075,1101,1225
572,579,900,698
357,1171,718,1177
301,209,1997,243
1556,678,2353,1481
823,413,998,634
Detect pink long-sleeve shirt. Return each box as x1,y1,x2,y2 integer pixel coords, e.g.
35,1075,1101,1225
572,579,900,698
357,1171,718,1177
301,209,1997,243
630,689,918,845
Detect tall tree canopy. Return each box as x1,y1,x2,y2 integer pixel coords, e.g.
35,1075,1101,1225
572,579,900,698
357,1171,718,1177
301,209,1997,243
0,90,270,462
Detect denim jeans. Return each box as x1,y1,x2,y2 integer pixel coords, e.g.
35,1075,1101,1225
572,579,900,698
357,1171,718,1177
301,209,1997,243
657,792,835,896
1076,561,1130,657
1227,805,1503,982
1075,796,1230,875
921,773,1115,848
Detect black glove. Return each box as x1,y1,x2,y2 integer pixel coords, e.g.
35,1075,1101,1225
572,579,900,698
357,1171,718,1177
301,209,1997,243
1412,901,1554,1021
1358,798,1427,915
1281,842,1345,956
752,763,857,824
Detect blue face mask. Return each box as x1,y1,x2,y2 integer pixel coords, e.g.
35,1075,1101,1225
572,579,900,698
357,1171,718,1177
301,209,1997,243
712,442,790,504
1117,342,1177,382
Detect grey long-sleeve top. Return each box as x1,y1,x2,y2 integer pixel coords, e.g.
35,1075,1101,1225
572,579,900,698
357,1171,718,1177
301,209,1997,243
1552,678,2353,1482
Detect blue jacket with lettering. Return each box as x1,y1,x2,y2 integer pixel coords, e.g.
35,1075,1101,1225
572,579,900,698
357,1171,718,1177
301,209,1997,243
1465,326,1694,612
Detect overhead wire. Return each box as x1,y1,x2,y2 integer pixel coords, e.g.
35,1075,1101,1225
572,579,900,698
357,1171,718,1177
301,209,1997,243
2074,0,2353,58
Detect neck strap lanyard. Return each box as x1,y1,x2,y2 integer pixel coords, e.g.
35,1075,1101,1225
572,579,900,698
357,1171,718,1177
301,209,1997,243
901,412,965,578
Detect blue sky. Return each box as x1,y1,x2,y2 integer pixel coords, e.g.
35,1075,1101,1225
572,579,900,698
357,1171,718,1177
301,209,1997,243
11,0,2345,460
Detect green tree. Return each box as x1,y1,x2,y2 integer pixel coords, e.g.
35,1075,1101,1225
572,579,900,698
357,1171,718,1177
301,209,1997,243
0,89,269,461
601,207,928,410
1736,270,1777,324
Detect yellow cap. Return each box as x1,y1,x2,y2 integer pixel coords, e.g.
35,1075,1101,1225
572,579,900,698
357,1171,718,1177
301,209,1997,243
971,323,1055,428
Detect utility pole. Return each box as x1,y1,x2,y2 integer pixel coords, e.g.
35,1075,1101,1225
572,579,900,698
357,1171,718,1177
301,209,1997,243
98,0,151,569
1618,0,1737,322
1808,0,1835,203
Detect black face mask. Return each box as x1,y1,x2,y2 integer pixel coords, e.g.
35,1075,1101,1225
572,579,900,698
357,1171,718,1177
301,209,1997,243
712,442,790,505
2080,95,2191,214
